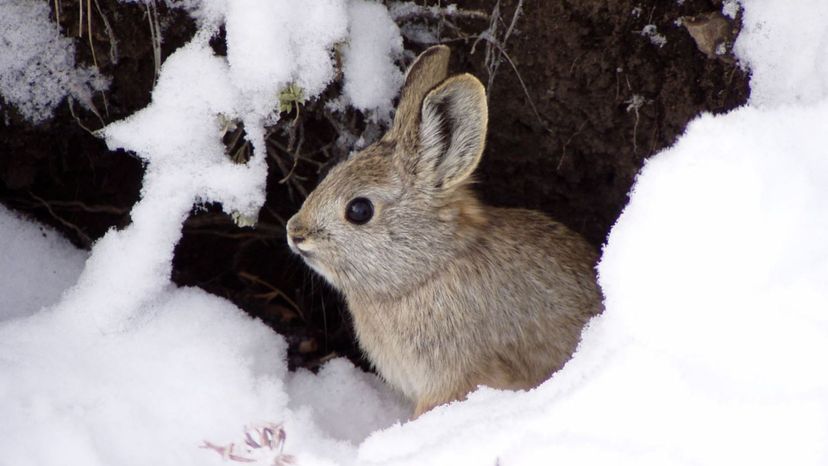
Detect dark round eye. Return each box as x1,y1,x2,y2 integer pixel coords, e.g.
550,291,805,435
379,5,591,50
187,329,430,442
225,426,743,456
345,197,374,225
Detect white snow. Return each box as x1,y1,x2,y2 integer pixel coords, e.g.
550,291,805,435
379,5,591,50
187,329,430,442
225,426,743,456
0,0,109,123
640,24,667,48
224,0,349,122
0,205,87,321
722,0,740,19
735,0,828,107
286,358,409,445
341,0,404,117
2,0,828,465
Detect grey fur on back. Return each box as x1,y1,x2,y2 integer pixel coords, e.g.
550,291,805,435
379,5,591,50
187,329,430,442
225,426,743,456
286,45,603,417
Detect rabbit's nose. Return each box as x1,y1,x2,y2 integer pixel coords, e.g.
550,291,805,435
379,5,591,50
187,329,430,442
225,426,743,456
286,215,300,235
286,215,307,249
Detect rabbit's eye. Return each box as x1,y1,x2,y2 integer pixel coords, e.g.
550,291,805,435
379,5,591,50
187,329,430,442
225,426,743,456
345,197,374,225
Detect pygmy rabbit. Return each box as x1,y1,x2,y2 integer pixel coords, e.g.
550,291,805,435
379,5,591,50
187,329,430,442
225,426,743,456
286,46,603,417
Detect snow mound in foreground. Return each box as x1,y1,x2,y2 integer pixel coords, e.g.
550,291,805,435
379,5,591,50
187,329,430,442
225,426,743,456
356,96,828,466
0,209,406,466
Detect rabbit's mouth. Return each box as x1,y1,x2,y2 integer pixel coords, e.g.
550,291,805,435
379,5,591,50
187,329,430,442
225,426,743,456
288,240,313,259
287,232,313,256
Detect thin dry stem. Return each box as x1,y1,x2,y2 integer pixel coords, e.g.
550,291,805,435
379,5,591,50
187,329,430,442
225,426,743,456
28,191,93,248
93,0,119,64
238,271,305,320
53,0,60,24
67,97,103,134
469,0,548,132
146,0,162,82
78,0,83,37
86,0,98,68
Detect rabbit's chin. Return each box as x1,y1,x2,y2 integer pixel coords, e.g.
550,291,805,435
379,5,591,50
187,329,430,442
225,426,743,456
299,255,337,287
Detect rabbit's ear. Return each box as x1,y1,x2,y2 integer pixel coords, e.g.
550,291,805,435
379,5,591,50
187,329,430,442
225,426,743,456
417,74,488,190
389,45,451,139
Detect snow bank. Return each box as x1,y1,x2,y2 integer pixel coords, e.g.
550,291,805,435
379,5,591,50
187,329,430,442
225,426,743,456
0,286,288,466
351,2,828,464
360,89,828,466
0,263,404,465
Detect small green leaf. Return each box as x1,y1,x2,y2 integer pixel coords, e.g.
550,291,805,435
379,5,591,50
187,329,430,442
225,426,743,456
231,211,258,228
278,83,305,114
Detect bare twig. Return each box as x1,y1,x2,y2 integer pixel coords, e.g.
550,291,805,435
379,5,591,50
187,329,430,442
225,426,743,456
146,0,162,82
501,0,523,49
473,0,524,92
28,191,93,248
238,271,304,320
266,139,309,198
93,0,119,65
86,0,98,68
52,0,60,25
558,120,588,171
78,0,83,37
279,117,305,184
17,198,128,215
389,3,488,23
67,97,103,134
468,0,548,132
625,94,646,153
479,34,549,133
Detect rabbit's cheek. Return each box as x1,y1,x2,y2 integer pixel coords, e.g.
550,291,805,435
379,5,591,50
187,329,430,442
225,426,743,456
303,257,336,285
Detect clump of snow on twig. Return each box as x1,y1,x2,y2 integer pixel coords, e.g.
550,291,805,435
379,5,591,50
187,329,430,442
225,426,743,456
722,0,740,19
640,24,667,47
341,0,404,118
388,2,486,46
223,0,349,123
0,0,109,123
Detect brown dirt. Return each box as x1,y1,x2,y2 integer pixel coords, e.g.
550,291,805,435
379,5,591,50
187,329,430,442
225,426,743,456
0,0,748,370
455,0,749,246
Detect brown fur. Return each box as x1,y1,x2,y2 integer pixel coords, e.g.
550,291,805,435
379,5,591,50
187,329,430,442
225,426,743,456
286,46,603,418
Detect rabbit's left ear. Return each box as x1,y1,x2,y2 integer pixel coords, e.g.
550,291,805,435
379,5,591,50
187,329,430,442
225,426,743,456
417,73,488,190
390,45,451,139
